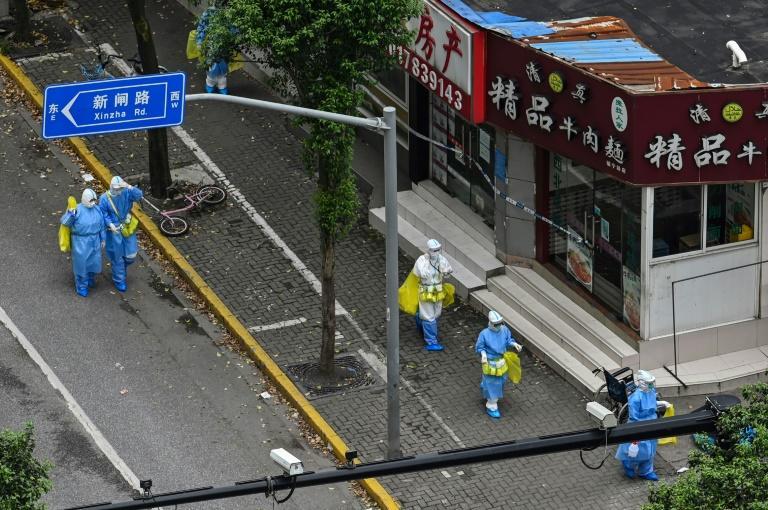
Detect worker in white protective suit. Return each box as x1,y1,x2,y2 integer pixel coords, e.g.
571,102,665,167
412,239,453,351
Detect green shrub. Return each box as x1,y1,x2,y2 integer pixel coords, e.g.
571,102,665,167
0,423,52,510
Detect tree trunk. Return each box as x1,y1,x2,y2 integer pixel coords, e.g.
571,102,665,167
11,0,32,43
126,0,171,198
318,229,337,376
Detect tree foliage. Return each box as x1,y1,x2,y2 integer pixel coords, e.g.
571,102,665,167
201,0,419,236
643,383,768,510
0,423,52,510
200,0,420,373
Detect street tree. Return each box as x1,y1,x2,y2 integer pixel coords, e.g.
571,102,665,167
199,0,420,376
10,0,32,43
126,0,172,198
643,382,768,510
0,423,52,510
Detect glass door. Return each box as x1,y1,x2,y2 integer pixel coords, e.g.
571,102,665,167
593,174,624,316
548,154,639,323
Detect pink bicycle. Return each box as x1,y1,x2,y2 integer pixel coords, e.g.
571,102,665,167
142,184,227,236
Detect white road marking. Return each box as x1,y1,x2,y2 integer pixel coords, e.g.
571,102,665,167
0,306,145,494
249,317,307,332
98,44,465,448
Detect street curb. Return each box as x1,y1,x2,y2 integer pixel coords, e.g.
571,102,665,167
0,53,399,510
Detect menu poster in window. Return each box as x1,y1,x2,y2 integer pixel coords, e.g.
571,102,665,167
622,266,641,332
567,227,593,291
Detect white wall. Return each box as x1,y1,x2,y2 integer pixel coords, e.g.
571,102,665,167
647,245,760,339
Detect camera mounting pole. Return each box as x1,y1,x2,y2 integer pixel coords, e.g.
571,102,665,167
62,394,739,510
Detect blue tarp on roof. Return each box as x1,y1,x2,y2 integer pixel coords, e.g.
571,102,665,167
441,0,555,38
530,39,665,63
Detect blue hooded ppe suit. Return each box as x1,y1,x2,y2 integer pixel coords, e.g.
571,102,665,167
475,323,520,414
60,193,105,296
196,7,230,94
615,385,658,479
99,182,143,291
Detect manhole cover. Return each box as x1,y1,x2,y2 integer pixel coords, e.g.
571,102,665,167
286,356,376,397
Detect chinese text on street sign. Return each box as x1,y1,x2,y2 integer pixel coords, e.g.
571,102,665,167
42,72,186,139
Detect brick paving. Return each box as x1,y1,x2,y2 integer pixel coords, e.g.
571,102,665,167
16,1,676,507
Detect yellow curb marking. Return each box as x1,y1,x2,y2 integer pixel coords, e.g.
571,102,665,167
0,53,398,510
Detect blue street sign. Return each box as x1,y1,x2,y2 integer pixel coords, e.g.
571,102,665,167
42,72,186,139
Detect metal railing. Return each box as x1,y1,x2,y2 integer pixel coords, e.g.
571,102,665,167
666,258,768,388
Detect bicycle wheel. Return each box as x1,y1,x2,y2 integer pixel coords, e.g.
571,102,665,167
197,185,227,205
159,216,189,237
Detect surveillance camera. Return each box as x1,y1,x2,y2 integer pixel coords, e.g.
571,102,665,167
270,448,304,476
586,401,618,429
726,40,748,68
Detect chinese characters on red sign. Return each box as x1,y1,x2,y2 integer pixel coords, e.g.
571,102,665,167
397,0,485,123
484,32,767,185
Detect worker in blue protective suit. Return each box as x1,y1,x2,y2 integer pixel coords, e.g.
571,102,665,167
615,370,660,481
60,189,105,297
413,239,453,351
99,176,143,292
196,1,231,94
475,310,523,419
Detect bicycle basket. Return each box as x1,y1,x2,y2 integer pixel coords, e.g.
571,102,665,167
604,367,632,405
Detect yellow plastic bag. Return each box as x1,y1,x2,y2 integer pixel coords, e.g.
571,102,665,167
398,272,420,315
504,351,522,384
228,54,245,72
58,196,77,253
121,213,139,237
658,404,678,445
186,30,201,59
443,283,455,308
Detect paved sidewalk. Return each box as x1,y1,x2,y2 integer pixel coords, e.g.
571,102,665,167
13,1,684,508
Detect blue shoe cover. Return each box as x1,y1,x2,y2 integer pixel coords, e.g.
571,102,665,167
425,344,444,352
115,282,127,293
486,408,501,419
218,87,229,95
87,278,95,288
76,287,88,297
623,469,636,479
205,85,215,93
639,472,659,481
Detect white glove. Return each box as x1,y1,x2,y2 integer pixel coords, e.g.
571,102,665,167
124,213,132,223
628,442,639,458
108,223,119,234
513,343,523,353
657,400,671,408
480,351,488,364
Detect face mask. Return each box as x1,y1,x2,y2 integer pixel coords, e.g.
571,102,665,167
111,187,122,197
84,199,96,208
429,250,440,262
489,322,501,332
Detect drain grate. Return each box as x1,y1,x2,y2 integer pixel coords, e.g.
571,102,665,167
286,355,376,397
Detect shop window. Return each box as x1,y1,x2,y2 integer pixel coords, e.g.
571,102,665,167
652,186,702,257
706,183,755,247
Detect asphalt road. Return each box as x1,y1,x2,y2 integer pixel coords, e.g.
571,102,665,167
0,81,362,509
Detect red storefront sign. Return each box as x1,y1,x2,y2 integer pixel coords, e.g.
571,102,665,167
484,32,768,185
634,89,768,184
397,0,486,123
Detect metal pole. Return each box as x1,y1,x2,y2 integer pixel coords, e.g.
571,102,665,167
185,93,400,454
383,106,400,459
185,93,385,130
62,394,739,510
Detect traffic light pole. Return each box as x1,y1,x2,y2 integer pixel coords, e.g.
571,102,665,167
62,394,739,510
